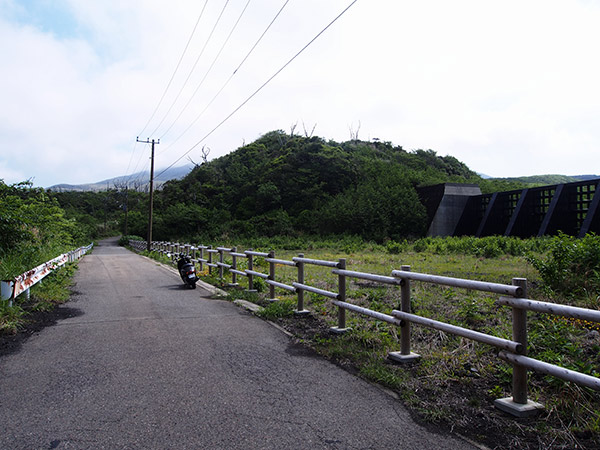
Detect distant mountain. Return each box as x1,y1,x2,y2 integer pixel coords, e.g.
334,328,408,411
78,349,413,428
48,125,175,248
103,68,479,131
572,174,600,182
47,164,194,192
490,174,599,187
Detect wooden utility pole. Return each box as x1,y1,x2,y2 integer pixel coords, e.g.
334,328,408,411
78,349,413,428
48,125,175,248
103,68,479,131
124,185,129,236
136,137,160,251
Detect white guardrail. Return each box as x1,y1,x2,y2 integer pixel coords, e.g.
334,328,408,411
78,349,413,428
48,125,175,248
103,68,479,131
0,243,93,305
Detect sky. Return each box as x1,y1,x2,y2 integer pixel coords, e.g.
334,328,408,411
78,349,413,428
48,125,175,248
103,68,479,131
1,0,599,188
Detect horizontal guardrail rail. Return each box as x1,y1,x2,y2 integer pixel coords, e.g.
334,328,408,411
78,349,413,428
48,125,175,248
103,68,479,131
391,309,523,354
391,270,523,296
292,256,341,268
266,279,296,292
1,243,93,306
497,296,600,322
332,269,401,286
246,269,269,279
498,352,600,391
265,258,296,267
135,239,600,418
332,300,402,326
292,282,337,299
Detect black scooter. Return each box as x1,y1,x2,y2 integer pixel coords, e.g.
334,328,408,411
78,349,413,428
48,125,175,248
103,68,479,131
177,254,198,289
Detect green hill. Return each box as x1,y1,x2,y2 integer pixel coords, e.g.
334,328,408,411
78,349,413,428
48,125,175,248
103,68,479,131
130,131,481,242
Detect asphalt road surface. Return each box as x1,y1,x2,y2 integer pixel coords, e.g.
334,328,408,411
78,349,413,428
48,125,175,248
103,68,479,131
0,238,475,449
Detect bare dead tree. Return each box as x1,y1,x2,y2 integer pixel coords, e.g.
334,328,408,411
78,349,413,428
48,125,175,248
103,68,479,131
302,121,317,138
290,121,298,137
187,156,199,167
201,146,211,164
349,121,361,141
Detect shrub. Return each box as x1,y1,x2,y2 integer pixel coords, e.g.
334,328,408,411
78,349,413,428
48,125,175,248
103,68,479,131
529,233,600,298
386,240,407,254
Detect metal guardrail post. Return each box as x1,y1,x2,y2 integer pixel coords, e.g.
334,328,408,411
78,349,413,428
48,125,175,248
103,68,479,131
1,281,13,306
218,248,224,280
331,258,349,334
295,253,309,315
389,265,420,362
512,278,528,403
231,247,239,286
246,249,255,292
199,246,205,272
495,278,543,417
268,250,277,302
208,246,213,275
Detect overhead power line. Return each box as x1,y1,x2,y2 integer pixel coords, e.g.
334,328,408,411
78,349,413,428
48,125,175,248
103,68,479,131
157,0,291,156
156,0,359,178
159,0,253,141
148,0,232,138
137,0,210,138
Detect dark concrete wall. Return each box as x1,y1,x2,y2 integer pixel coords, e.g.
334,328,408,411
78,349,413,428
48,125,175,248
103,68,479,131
418,184,482,237
427,179,600,238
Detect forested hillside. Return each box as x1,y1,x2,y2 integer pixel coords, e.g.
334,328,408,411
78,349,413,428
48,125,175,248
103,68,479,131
0,181,94,279
125,131,485,242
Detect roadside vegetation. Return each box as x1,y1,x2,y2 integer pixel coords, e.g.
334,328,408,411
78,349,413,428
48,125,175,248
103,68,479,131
0,180,95,335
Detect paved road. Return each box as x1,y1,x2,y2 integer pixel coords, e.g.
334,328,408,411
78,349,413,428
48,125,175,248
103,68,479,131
0,238,474,449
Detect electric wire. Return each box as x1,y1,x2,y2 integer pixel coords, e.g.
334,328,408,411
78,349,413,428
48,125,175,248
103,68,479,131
128,143,152,190
159,0,252,141
126,1,209,188
137,0,210,138
157,0,291,156
155,0,359,178
124,140,141,183
148,0,231,138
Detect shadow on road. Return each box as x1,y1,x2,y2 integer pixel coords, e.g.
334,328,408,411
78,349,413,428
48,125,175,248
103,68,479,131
0,306,83,359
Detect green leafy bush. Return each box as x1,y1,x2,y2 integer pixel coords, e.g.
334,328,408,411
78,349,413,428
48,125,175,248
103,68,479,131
529,233,600,298
386,240,408,254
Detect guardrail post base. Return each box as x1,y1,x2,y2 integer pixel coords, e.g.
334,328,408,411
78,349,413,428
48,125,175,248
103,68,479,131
387,351,420,363
329,326,350,334
494,398,544,418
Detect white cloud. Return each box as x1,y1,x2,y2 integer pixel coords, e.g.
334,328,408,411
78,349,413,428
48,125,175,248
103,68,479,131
1,0,599,187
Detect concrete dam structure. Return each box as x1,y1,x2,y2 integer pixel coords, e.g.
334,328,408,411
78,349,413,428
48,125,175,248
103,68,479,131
418,179,600,238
